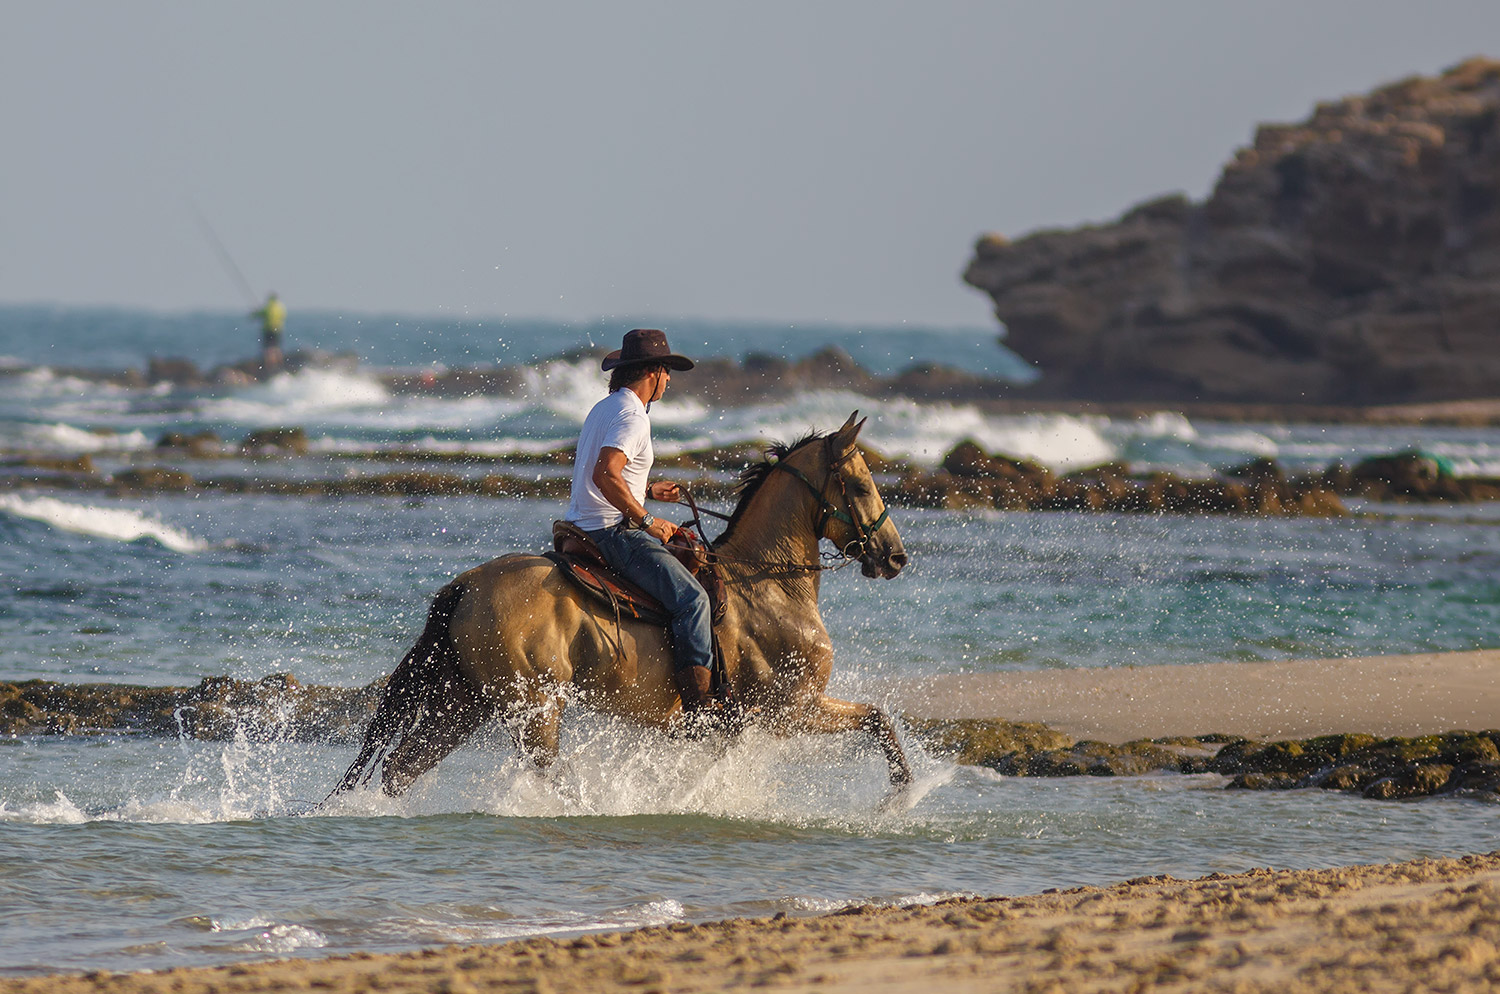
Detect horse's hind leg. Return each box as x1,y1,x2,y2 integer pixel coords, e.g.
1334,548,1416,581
381,683,495,796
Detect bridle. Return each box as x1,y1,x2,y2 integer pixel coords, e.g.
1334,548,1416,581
680,439,892,573
771,442,891,562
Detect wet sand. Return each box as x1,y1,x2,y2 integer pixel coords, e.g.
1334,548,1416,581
5,853,1497,993
892,649,1500,742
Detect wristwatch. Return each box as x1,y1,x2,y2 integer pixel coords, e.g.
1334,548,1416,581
638,513,655,530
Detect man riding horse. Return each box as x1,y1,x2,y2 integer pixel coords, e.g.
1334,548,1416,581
565,328,718,717
332,333,914,798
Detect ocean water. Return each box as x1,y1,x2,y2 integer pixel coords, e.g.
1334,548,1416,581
1,306,1498,975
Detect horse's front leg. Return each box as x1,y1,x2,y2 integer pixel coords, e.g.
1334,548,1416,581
507,688,564,774
794,695,913,787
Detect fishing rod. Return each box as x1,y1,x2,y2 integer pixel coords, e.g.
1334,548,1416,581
187,199,259,308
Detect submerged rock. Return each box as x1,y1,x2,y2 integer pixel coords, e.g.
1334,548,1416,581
241,427,310,455
892,444,1350,516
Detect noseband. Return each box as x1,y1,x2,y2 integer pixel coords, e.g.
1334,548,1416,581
773,442,891,561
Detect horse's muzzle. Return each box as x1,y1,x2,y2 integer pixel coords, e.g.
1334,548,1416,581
862,548,907,579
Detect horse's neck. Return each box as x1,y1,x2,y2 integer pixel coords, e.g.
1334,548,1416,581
716,472,824,609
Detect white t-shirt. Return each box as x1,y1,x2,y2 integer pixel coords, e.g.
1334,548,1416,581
565,388,653,530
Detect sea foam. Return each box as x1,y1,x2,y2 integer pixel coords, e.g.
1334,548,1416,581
196,367,390,422
725,393,1120,470
22,422,152,453
0,494,209,552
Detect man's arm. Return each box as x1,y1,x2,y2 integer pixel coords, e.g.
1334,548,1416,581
593,447,675,543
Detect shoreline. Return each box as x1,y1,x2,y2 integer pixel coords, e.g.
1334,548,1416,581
5,852,1497,992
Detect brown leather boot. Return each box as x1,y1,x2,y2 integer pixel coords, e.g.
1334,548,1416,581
673,664,715,713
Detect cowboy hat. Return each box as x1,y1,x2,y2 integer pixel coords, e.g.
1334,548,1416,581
600,328,695,371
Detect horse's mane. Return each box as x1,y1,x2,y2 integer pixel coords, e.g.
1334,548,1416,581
713,430,828,546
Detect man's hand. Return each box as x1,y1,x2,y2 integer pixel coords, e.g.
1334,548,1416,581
648,481,682,502
644,517,677,544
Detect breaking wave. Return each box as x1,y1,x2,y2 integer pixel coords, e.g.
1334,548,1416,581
0,494,210,552
20,422,152,452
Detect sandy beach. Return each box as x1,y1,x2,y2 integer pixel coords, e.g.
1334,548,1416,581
3,852,1494,994
893,649,1500,743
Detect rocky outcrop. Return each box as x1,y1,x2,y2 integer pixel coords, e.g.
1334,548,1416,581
910,718,1500,801
964,58,1500,404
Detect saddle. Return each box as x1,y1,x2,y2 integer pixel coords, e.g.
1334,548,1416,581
546,520,727,627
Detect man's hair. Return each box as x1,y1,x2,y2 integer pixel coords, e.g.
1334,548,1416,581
609,361,667,393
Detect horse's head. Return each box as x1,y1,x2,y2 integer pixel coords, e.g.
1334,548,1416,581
809,412,907,579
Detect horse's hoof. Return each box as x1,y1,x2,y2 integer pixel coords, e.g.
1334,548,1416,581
878,783,916,814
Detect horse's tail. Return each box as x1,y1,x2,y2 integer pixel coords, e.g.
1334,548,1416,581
331,581,468,796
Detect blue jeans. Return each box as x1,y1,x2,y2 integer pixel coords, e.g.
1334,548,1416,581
587,524,713,672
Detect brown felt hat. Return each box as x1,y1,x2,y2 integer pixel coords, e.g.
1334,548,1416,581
601,328,695,371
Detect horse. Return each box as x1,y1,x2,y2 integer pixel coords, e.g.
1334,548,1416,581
333,411,912,799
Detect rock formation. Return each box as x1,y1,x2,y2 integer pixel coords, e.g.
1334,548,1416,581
964,58,1500,404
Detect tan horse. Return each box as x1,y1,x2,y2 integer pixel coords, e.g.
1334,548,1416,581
334,412,911,799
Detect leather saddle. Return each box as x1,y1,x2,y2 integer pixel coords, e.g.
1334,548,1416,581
546,520,727,627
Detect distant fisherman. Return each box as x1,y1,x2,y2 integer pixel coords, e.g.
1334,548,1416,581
251,292,286,373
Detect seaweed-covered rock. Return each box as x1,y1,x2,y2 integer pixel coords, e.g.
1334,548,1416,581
157,430,223,456
926,728,1213,779
1208,730,1500,799
1210,733,1379,777
11,454,96,475
1225,457,1286,483
919,722,1500,802
1445,761,1500,795
1324,450,1500,503
146,357,205,386
1363,764,1455,800
241,427,310,455
0,676,380,743
1228,771,1303,791
889,443,1348,516
1311,765,1380,791
111,467,195,491
904,717,1072,767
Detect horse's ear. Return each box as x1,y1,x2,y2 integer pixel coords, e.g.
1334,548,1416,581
832,411,865,453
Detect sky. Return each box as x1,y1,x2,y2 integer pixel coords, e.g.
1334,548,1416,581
3,2,1499,328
